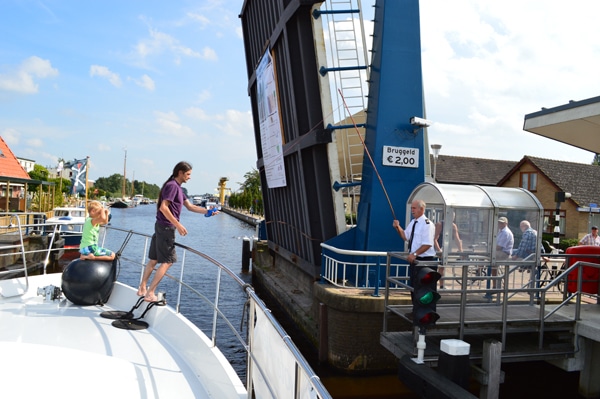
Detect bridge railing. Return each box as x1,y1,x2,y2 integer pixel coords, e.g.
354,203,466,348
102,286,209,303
320,242,540,295
320,242,410,295
382,250,600,351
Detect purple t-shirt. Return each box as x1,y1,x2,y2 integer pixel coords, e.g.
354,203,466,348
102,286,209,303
156,179,185,227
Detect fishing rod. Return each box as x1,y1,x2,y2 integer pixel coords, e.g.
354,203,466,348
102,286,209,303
337,89,397,221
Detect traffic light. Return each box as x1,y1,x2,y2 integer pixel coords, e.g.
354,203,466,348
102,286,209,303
412,266,441,328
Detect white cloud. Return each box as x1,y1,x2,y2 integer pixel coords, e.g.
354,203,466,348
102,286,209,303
90,65,122,87
214,109,253,138
0,56,58,94
1,128,20,145
201,47,218,61
154,110,196,138
196,89,211,103
186,12,210,28
134,74,155,91
184,107,211,121
135,27,208,64
25,138,43,148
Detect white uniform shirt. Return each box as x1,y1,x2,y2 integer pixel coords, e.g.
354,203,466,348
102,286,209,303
405,214,436,257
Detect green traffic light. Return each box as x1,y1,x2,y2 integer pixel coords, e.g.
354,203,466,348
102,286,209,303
419,292,435,304
417,290,441,305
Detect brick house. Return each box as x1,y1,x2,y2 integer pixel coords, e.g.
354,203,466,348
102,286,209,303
434,154,600,241
498,156,600,241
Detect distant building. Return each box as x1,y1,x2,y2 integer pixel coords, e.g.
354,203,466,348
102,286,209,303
17,157,35,173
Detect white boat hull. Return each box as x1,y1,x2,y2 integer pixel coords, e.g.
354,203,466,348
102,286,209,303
0,274,246,399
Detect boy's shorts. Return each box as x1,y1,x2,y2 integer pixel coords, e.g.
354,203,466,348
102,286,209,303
80,244,113,257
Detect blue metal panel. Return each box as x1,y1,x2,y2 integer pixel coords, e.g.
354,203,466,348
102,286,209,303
327,0,427,253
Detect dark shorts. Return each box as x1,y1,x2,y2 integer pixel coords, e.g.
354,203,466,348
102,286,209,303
148,222,177,264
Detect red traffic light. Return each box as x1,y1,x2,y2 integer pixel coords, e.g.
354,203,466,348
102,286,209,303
415,309,440,325
417,268,441,285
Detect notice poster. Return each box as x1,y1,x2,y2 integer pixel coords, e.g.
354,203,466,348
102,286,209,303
256,50,286,188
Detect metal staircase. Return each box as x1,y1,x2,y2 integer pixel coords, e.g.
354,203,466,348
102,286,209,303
314,0,370,219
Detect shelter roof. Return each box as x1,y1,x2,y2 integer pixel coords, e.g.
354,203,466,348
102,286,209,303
524,95,600,154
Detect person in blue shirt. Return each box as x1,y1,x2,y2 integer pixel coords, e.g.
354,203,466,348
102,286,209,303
485,216,514,300
512,220,537,260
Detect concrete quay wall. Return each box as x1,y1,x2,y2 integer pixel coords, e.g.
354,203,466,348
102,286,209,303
252,240,411,374
220,206,261,226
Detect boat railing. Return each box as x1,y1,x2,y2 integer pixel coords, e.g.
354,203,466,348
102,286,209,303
0,212,66,295
103,225,332,399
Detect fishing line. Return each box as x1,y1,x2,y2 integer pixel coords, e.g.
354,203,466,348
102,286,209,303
337,88,397,221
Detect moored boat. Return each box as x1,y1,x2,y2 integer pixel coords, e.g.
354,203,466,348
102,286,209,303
46,206,86,260
110,198,133,208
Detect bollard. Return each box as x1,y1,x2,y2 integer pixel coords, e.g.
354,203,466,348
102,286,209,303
438,339,471,389
242,237,251,272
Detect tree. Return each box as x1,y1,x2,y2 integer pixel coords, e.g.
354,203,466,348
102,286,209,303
27,164,50,192
229,168,263,214
94,174,123,195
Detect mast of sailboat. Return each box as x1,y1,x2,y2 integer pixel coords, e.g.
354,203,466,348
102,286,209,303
122,148,127,199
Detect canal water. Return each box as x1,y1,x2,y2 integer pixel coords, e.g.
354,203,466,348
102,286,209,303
102,205,587,399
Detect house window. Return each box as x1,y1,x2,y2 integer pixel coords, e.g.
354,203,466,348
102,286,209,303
543,210,566,235
520,172,537,192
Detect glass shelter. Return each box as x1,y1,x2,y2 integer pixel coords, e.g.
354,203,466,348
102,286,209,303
407,183,545,288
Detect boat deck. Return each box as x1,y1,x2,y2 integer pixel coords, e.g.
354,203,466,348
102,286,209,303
0,274,246,399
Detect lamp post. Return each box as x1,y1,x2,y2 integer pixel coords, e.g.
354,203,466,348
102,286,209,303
431,144,442,182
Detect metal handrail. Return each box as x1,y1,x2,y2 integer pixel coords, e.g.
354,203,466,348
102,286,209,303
104,225,332,399
0,216,331,398
381,249,600,353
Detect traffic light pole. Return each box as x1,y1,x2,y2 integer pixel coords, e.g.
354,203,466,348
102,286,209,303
413,332,427,364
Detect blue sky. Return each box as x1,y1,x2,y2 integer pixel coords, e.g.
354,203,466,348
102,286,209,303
1,1,599,195
1,0,253,195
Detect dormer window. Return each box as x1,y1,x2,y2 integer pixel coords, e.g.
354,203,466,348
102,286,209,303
520,172,537,192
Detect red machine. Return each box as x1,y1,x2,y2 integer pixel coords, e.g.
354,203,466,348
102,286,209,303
566,245,600,294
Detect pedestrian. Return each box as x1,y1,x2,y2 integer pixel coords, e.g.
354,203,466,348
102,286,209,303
579,226,600,246
485,216,514,300
79,200,115,261
137,161,219,302
434,212,463,289
511,220,537,260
